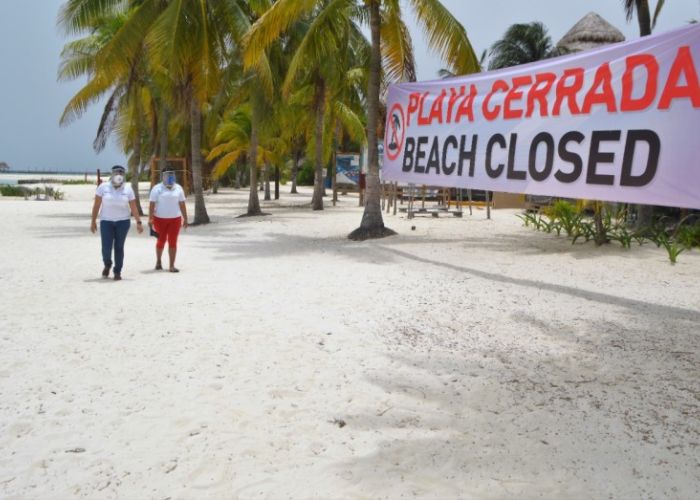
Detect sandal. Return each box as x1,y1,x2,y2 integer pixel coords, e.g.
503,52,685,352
169,267,179,273
155,262,163,270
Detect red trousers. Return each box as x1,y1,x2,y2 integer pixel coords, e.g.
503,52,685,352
153,216,181,249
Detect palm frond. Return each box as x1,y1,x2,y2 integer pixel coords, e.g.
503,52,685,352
334,101,366,145
59,72,115,125
652,0,665,29
243,0,317,69
408,0,479,75
381,0,416,82
57,0,125,34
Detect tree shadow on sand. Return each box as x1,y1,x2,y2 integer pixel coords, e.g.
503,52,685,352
331,308,699,498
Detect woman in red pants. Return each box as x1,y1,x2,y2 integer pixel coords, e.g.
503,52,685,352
148,170,188,272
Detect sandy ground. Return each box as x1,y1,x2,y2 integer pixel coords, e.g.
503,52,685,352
0,183,698,499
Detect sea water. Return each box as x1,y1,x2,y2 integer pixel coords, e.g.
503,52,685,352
0,172,97,186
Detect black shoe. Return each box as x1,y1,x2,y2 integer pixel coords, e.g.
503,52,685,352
113,273,122,281
102,266,111,278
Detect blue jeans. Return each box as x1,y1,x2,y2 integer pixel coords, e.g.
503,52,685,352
100,220,130,273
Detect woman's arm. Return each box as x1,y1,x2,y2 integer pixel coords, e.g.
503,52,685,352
148,201,156,225
90,196,102,233
129,200,144,233
179,201,189,229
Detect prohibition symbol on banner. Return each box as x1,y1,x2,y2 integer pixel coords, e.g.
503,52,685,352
385,103,405,161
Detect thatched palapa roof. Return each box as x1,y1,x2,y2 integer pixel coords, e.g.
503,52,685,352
556,12,625,52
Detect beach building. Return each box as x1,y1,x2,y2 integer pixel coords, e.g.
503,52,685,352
556,11,626,53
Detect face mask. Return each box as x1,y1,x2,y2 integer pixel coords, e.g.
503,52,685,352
111,174,124,187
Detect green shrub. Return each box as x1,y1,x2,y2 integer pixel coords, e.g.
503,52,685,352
657,234,685,264
296,161,315,186
674,220,700,249
125,171,150,182
0,185,27,197
61,179,93,185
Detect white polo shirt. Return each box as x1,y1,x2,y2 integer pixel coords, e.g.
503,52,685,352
96,182,135,221
149,183,186,218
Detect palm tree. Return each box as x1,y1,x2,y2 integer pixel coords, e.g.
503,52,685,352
60,0,257,224
145,1,255,224
349,0,479,240
487,22,563,70
58,8,151,214
245,0,478,237
245,0,367,211
207,104,280,182
622,0,667,36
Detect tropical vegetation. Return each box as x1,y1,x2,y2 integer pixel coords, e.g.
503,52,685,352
518,200,700,264
487,22,564,70
58,0,685,253
58,0,479,237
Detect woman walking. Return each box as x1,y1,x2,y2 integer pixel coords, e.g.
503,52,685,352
149,170,188,272
90,165,144,280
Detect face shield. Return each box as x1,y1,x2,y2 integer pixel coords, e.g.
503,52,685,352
111,167,126,187
162,171,177,189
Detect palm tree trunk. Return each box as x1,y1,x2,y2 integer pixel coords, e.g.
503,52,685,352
247,104,262,216
158,106,168,177
637,0,652,36
594,202,608,246
130,115,144,216
235,161,242,189
311,78,325,211
274,166,280,200
349,0,395,240
291,149,300,194
633,0,653,227
264,163,271,201
190,97,209,224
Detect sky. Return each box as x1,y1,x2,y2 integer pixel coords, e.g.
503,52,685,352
0,0,698,172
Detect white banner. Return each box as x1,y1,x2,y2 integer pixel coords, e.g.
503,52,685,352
382,24,700,209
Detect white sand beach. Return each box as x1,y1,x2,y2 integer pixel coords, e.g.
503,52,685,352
0,185,698,499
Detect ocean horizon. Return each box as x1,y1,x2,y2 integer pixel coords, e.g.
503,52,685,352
0,171,99,186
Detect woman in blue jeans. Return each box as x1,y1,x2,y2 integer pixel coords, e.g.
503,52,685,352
90,165,143,280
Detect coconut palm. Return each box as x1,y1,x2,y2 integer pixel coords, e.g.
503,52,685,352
349,0,479,239
58,9,152,213
488,22,564,70
207,104,280,180
60,0,258,224
245,0,367,211
244,0,478,236
622,0,667,36
144,1,255,224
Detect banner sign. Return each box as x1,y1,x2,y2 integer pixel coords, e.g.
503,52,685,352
336,153,361,185
382,24,700,209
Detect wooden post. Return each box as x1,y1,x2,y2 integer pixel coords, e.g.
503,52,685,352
486,190,491,219
274,166,280,200
468,189,473,216
408,183,415,219
182,158,191,196
421,185,426,209
332,158,337,207
393,182,398,215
